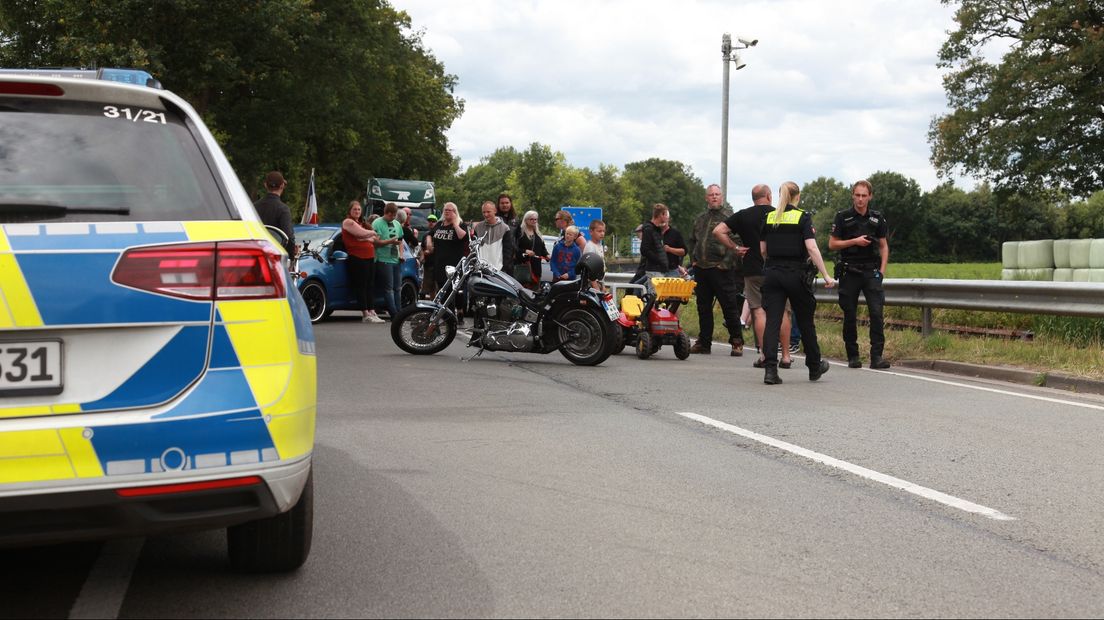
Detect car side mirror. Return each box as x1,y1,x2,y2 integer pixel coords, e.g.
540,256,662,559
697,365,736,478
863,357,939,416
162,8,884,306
331,250,348,261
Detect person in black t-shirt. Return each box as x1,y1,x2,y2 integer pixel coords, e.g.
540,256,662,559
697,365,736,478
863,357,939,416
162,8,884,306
714,184,794,367
663,222,687,276
423,202,469,296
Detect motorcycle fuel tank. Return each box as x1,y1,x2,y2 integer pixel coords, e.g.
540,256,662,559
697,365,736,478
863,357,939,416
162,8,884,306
469,273,520,299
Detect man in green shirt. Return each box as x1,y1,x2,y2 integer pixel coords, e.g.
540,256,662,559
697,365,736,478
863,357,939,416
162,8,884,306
372,202,404,319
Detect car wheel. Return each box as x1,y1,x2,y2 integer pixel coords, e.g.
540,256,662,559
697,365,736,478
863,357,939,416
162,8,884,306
227,469,313,573
300,281,328,323
400,278,418,308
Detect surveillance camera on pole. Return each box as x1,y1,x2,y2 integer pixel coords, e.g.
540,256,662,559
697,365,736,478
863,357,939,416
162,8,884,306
720,33,756,204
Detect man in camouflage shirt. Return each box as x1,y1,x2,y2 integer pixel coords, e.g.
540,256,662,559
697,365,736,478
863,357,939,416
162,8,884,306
687,184,745,355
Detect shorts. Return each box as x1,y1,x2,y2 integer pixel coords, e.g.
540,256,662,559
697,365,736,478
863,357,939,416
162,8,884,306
744,275,764,309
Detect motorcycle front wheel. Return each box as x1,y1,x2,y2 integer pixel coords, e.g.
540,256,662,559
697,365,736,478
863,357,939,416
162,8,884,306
391,305,457,355
556,307,611,366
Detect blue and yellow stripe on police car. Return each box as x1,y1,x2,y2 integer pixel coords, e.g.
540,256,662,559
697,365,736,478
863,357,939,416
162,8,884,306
216,299,316,461
0,227,44,328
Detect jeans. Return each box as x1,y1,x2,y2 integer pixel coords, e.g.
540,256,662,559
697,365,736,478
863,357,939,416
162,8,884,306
375,260,401,317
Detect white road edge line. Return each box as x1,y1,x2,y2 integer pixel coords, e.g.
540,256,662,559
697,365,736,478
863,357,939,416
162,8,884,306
69,537,145,620
873,367,1104,412
674,410,1016,522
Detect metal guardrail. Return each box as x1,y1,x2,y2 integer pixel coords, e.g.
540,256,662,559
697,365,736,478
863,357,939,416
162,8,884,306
605,273,1104,336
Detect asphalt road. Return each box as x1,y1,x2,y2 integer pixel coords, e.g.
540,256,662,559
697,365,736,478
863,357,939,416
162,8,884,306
6,313,1104,618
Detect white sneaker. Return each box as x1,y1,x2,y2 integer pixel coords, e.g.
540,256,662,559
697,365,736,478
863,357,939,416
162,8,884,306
363,312,385,324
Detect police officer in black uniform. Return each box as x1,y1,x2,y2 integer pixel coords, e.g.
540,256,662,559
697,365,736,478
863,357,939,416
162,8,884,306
829,180,890,369
759,182,836,385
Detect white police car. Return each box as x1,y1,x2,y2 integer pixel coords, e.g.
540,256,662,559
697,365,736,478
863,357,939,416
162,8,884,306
0,69,316,572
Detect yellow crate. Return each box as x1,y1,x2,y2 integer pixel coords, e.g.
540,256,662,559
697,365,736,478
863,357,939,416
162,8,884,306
651,277,696,300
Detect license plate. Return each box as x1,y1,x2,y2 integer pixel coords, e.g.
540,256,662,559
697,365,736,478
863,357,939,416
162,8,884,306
0,340,63,396
602,299,620,320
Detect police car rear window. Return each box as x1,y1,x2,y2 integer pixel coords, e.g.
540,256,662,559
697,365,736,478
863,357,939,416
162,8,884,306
0,98,232,223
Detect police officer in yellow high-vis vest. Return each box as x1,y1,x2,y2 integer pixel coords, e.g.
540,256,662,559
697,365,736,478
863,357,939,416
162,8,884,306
758,181,837,385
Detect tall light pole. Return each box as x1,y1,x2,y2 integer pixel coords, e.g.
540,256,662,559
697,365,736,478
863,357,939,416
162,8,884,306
720,33,756,206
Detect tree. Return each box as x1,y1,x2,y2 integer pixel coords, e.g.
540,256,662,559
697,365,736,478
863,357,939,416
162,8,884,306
929,0,1104,197
866,171,925,262
921,182,999,262
1058,190,1104,238
0,0,464,220
621,158,706,237
800,176,852,250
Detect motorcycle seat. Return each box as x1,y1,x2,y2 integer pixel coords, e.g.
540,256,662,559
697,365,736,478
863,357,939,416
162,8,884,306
549,279,579,296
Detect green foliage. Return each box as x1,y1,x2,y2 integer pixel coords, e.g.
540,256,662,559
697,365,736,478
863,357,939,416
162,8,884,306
930,0,1104,197
0,0,464,222
621,158,706,237
1033,316,1104,343
922,333,953,353
867,171,926,261
1057,190,1104,238
801,176,851,249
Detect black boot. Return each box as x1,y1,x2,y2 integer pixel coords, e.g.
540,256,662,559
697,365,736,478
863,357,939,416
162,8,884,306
763,367,782,385
809,360,830,381
848,357,862,368
870,357,891,370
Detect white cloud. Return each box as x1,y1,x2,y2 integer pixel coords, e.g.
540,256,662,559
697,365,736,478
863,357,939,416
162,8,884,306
396,0,972,196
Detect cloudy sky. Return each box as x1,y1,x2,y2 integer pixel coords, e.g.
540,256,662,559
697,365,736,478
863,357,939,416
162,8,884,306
395,0,973,200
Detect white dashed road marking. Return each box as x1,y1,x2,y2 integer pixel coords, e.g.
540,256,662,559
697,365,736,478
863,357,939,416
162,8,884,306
675,410,1016,521
69,537,144,619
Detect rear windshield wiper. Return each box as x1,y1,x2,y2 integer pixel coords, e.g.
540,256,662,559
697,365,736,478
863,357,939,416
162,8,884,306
0,200,130,221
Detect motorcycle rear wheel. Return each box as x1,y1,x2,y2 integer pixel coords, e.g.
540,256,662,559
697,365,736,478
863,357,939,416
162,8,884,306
557,307,611,366
391,305,457,355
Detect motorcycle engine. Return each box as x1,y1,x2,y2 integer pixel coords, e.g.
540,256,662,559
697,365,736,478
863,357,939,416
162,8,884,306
472,297,537,351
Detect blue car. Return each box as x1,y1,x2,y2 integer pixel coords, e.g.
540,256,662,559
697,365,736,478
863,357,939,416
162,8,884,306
294,224,421,322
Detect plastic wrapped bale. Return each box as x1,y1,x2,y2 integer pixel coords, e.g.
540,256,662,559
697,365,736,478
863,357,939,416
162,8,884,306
1001,241,1019,269
1090,269,1104,283
1091,239,1104,269
1053,239,1071,268
1069,239,1093,268
1072,269,1091,282
1023,268,1055,281
1053,268,1074,281
1017,239,1054,269
1001,269,1020,280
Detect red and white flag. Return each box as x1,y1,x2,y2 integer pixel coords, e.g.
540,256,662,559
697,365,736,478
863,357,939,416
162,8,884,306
301,169,318,225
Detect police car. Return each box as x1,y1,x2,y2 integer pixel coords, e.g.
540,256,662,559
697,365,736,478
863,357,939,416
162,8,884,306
0,69,316,572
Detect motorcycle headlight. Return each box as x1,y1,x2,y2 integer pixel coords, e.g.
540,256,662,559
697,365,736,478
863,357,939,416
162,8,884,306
445,265,457,278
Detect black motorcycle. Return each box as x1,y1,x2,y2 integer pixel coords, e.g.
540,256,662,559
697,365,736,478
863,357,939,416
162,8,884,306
390,233,619,365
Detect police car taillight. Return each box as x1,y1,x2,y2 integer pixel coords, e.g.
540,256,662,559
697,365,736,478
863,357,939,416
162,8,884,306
113,241,286,300
0,82,64,96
